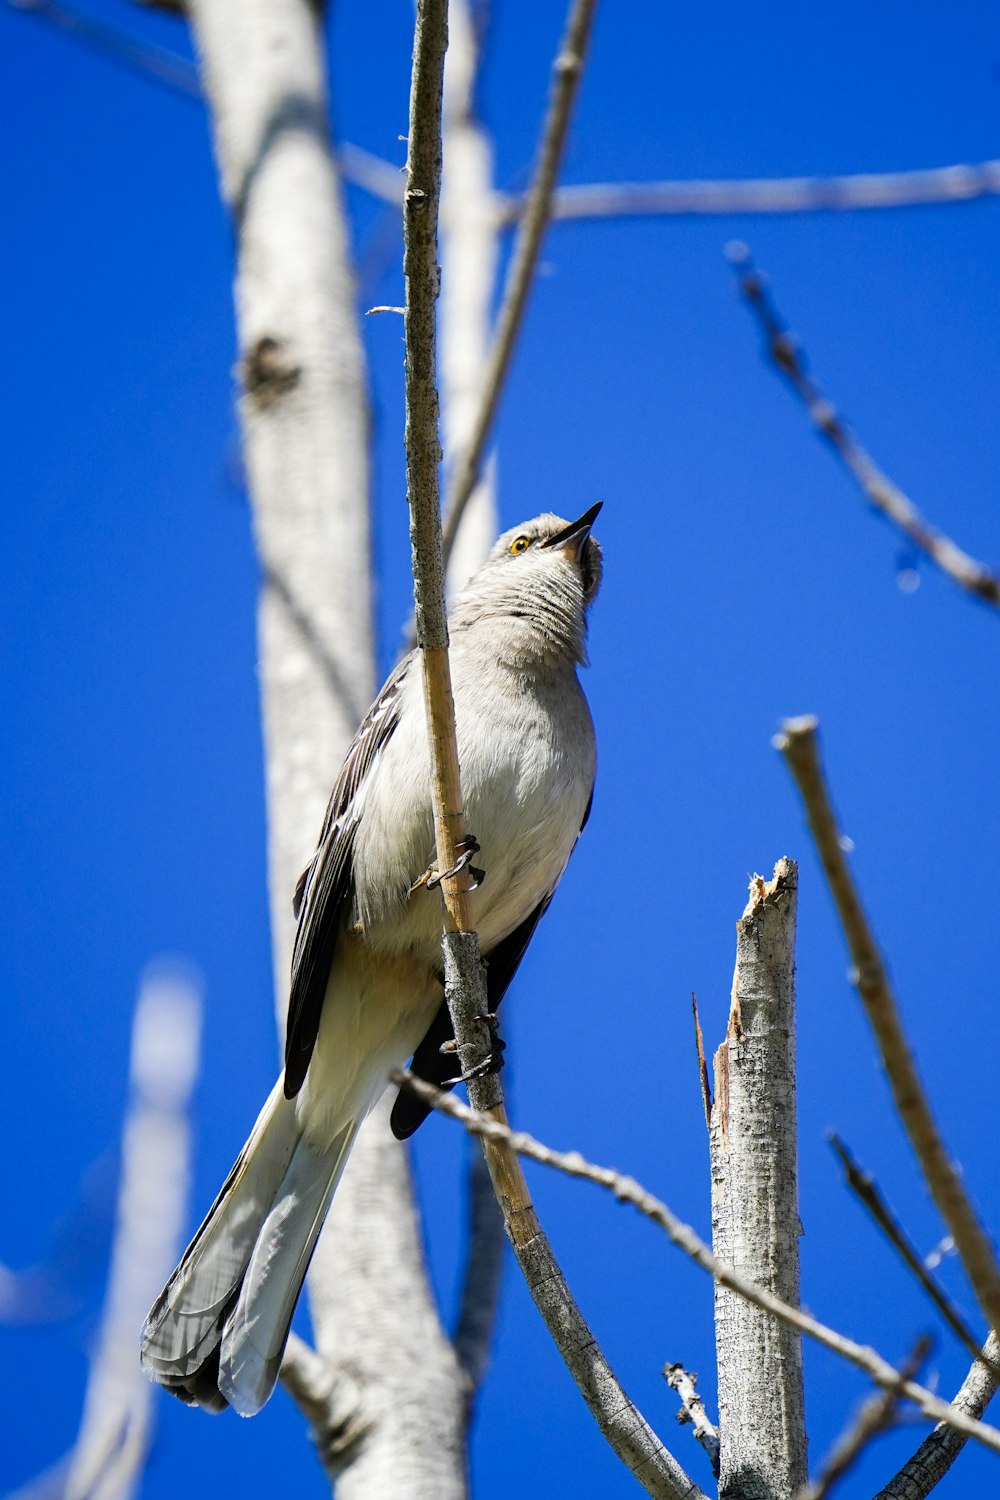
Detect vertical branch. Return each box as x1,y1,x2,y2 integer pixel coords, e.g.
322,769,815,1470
711,859,807,1498
65,966,202,1500
188,3,469,1495
401,8,703,1496
440,0,599,559
187,0,374,983
440,0,499,595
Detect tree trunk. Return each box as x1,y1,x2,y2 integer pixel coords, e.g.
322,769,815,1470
187,3,469,1492
711,858,807,1499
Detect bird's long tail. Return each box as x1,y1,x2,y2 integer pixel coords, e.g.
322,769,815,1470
140,1079,358,1416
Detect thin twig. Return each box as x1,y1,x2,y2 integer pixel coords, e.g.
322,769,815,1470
497,160,1000,223
10,0,201,96
830,1135,1000,1381
401,7,699,1496
438,0,599,570
663,1365,720,1478
795,1338,932,1500
874,1331,1000,1500
777,716,1000,1343
336,148,1000,224
690,993,712,1131
392,1067,1000,1458
730,244,1000,611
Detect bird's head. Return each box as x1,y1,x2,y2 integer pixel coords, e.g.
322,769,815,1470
451,503,603,668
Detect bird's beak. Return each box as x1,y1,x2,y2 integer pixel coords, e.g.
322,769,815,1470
541,502,603,561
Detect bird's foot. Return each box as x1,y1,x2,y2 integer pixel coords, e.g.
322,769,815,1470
411,835,485,894
439,1012,506,1083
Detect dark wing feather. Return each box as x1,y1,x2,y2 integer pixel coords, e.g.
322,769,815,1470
389,894,553,1141
390,786,594,1137
283,655,411,1098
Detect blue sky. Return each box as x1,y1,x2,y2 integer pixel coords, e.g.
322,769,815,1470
2,0,999,1495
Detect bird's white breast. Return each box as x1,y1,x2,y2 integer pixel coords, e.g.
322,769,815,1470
350,643,595,962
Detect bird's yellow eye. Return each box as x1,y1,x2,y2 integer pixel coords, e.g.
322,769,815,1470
510,535,530,555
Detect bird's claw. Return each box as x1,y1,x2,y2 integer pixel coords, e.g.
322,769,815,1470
415,835,486,893
439,1012,506,1083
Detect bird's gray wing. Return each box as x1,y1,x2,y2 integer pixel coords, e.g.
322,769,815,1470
389,786,594,1139
284,654,412,1099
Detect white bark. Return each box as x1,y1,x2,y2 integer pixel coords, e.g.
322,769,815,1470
188,4,469,1493
440,0,498,595
711,859,807,1499
65,967,202,1500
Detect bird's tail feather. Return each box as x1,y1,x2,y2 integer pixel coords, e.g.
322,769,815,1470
140,1079,357,1416
218,1119,358,1416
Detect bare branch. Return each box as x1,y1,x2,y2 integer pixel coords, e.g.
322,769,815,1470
402,11,702,1494
830,1135,1000,1382
393,1067,1000,1458
796,1338,931,1500
874,1332,1000,1500
438,0,599,568
711,859,808,1496
663,1365,720,1478
65,966,202,1500
190,3,471,1493
439,0,499,595
12,0,200,96
777,717,1000,1341
690,993,712,1131
338,141,406,207
730,245,1000,611
279,1334,374,1475
496,159,1000,224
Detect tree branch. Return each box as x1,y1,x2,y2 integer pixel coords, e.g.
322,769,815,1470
439,0,499,597
729,244,1000,611
401,9,702,1495
12,0,200,95
498,159,1000,223
393,1068,1000,1458
65,966,201,1500
710,859,808,1497
189,3,468,1493
438,0,599,569
795,1338,931,1500
830,1135,1000,1382
874,1332,1000,1499
777,716,1000,1342
664,1364,721,1478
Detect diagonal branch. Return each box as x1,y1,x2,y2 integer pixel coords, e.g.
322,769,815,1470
401,8,702,1495
438,0,599,568
874,1331,1000,1500
777,716,1000,1343
729,244,1000,611
795,1337,932,1500
830,1135,1000,1382
13,0,201,95
393,1068,1000,1459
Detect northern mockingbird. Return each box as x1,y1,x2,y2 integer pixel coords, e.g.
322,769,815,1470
140,504,602,1417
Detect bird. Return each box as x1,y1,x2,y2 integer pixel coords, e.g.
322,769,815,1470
140,503,603,1417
